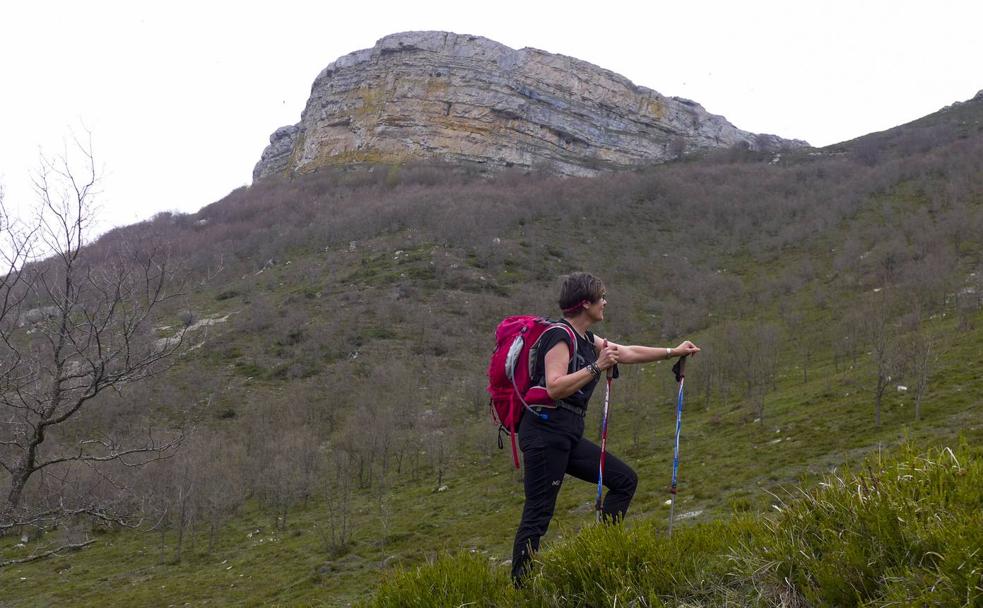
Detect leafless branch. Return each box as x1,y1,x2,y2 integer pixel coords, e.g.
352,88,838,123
34,430,183,472
1,134,189,543
0,540,96,568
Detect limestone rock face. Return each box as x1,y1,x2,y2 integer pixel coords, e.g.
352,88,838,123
254,32,807,180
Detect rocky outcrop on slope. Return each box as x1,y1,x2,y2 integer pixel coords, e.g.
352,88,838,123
254,32,807,180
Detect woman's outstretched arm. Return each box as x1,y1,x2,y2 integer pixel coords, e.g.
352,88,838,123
592,337,700,364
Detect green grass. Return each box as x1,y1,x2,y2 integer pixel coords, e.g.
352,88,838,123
2,307,979,606
364,442,983,607
748,442,983,607
370,552,517,608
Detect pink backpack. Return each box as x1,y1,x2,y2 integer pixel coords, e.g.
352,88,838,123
486,316,576,468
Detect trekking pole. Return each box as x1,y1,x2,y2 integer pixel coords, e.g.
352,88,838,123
596,340,614,523
668,355,688,537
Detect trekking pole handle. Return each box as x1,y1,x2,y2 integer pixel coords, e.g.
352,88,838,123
672,355,688,383
603,340,614,379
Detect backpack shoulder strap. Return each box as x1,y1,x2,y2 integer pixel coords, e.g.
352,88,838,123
526,320,579,381
549,322,580,380
548,322,577,357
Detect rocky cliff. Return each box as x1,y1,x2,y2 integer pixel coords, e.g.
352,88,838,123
253,32,807,180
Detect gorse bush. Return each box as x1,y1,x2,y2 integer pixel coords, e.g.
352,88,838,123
364,443,983,607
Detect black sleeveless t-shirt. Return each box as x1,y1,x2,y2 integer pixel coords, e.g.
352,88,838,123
532,319,600,411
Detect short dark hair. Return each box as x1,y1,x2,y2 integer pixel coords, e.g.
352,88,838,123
558,272,606,313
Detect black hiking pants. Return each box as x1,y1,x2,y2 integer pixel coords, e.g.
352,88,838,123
510,406,638,583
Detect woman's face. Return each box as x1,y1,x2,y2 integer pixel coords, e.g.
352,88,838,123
585,293,607,323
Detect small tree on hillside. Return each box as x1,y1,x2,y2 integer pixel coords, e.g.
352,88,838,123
723,321,781,422
319,448,355,555
859,291,901,426
0,140,186,562
904,326,936,422
780,300,811,384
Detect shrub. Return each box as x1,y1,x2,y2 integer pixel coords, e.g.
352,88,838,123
739,442,983,607
366,551,516,608
525,518,762,607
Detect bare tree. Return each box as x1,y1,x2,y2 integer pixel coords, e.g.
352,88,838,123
168,457,197,563
955,288,978,331
723,321,781,422
905,327,936,422
859,291,901,427
0,139,187,561
194,433,247,553
319,448,355,555
780,303,810,384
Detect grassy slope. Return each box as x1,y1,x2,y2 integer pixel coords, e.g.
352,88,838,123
1,99,982,606
0,266,979,606
368,442,983,607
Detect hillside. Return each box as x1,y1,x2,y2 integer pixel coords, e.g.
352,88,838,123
0,92,981,605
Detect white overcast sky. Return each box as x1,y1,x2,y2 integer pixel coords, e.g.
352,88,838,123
1,0,981,234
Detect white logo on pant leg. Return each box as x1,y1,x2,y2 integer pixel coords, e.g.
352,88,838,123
552,479,562,486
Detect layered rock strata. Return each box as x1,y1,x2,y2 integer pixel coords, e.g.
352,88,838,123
254,31,807,180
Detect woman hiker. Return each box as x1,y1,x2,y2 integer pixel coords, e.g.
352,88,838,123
511,272,701,585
